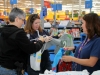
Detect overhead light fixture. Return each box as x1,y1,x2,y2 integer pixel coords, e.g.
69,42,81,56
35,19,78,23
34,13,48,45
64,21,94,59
25,1,31,2
36,4,41,5
0,4,3,5
67,4,72,6
25,3,34,5
56,1,62,3
93,2,100,3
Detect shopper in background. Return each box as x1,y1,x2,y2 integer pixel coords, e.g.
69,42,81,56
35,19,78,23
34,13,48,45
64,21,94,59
24,14,52,75
78,16,82,24
62,13,100,74
0,7,44,75
49,25,59,38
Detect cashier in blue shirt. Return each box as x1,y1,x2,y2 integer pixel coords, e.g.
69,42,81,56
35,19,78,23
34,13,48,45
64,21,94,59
62,13,100,74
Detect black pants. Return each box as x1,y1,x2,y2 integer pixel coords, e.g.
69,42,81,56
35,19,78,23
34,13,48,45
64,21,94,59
27,66,40,75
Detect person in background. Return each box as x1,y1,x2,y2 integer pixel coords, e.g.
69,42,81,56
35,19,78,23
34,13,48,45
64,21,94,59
71,19,75,27
24,14,52,75
0,7,44,75
50,26,66,39
78,16,82,24
62,13,100,74
50,25,58,35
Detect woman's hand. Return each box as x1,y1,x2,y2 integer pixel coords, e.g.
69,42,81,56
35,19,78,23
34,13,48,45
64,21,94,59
63,46,75,50
58,33,63,37
62,55,74,62
44,36,52,42
38,36,45,42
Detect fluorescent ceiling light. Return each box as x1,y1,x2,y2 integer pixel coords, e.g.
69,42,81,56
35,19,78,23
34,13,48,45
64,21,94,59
25,1,31,2
93,6,100,7
74,5,85,7
93,2,100,3
56,1,62,3
36,4,41,5
0,4,3,5
67,4,72,6
62,5,72,7
25,4,34,5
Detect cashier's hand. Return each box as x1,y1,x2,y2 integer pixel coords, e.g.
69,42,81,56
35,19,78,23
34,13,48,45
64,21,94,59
62,55,74,62
58,33,63,37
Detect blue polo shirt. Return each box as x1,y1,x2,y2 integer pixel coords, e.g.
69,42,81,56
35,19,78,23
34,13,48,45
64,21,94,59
73,35,100,74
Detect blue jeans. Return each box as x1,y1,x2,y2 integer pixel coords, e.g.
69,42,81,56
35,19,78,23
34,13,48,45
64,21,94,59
0,66,17,75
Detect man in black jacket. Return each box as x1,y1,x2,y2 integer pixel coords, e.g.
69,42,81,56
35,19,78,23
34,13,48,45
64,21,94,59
0,7,44,75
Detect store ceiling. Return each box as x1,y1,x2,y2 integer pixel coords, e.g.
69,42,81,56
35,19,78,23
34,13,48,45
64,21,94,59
0,0,84,9
0,0,100,9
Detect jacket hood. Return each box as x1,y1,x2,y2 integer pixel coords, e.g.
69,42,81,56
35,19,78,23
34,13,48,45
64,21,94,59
0,25,19,39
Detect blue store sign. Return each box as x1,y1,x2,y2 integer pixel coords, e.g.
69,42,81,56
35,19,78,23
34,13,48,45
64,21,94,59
30,8,34,14
56,4,62,10
51,3,62,11
42,6,47,16
10,0,17,4
51,4,57,11
85,0,92,9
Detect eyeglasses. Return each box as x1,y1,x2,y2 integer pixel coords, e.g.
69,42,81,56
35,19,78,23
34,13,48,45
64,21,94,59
19,17,25,22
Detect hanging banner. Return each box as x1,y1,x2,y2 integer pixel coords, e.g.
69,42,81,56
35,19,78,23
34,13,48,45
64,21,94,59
30,8,34,14
51,4,62,11
56,4,62,10
44,1,51,8
51,4,57,11
10,0,17,4
85,0,92,9
42,6,47,16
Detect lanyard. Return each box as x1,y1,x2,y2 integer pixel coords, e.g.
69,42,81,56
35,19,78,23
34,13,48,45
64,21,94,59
74,34,97,71
77,38,90,58
74,37,90,71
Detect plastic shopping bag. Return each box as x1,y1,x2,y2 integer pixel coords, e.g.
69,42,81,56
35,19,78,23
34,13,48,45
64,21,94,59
30,50,42,71
30,43,47,71
91,70,100,75
39,69,89,75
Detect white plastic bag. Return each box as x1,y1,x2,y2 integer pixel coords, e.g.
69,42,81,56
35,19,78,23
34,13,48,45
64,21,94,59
39,69,89,75
30,49,42,71
91,70,100,75
30,43,47,71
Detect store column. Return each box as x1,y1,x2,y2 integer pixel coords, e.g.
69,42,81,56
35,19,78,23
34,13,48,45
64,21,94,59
41,0,44,29
79,0,81,16
4,0,6,11
72,3,74,19
53,0,56,25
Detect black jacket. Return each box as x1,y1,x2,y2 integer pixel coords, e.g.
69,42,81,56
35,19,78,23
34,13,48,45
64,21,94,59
0,25,43,70
27,30,51,74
